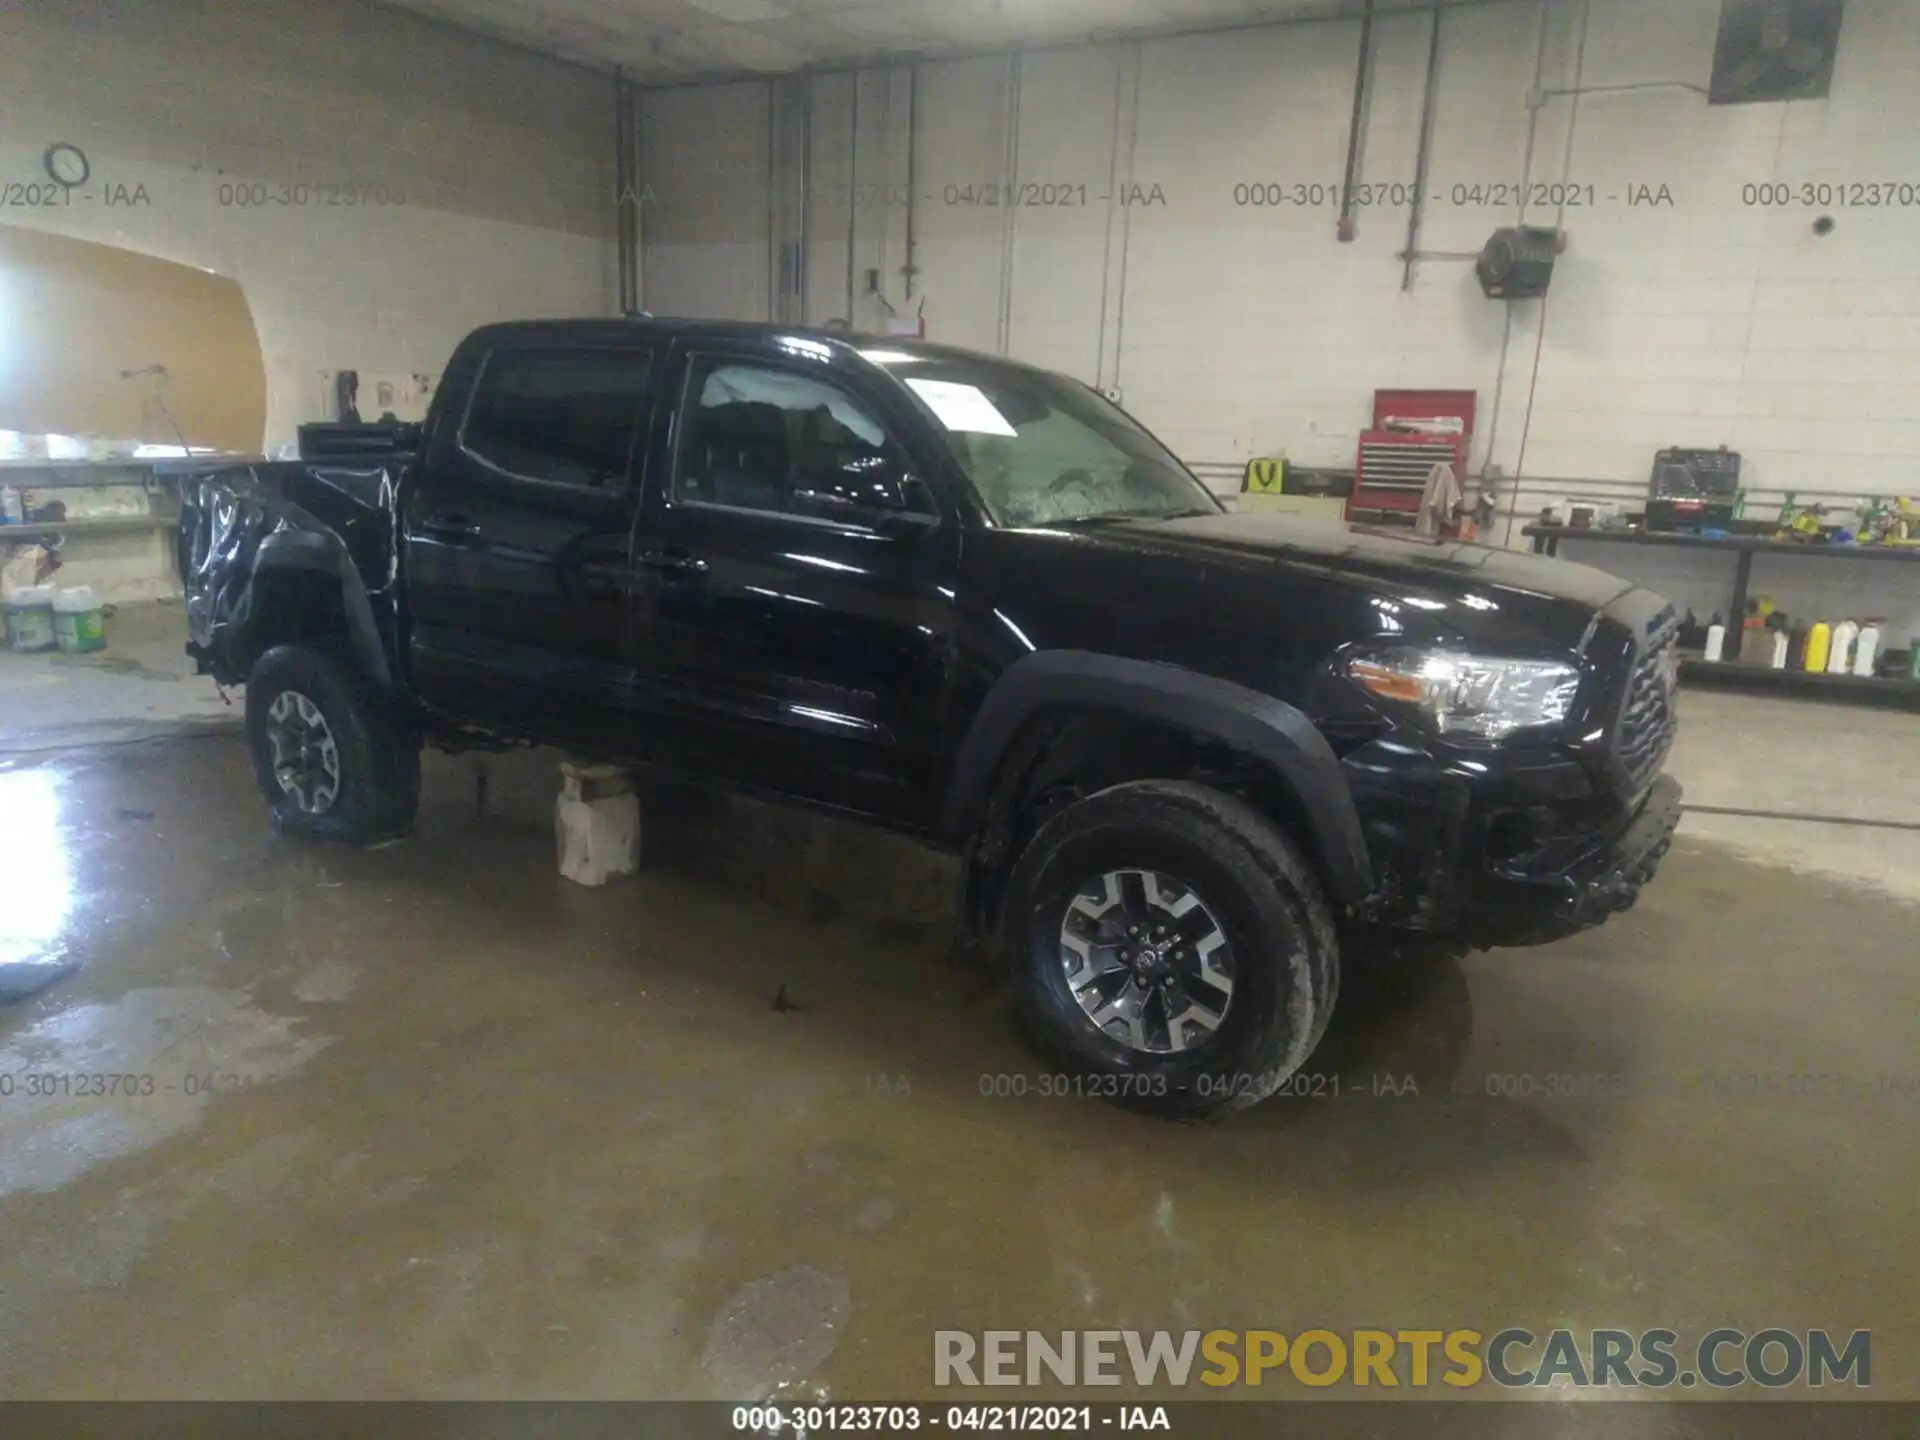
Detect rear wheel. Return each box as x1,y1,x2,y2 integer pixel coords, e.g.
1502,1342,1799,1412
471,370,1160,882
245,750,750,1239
245,644,420,843
1001,780,1339,1119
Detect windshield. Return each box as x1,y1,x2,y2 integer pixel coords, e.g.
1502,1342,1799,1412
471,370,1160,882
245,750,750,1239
884,359,1221,527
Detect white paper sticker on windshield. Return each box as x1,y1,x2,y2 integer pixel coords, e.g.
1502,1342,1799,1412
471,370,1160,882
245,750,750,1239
905,379,1018,437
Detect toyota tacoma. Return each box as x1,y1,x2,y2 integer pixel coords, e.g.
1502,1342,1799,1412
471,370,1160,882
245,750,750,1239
177,318,1682,1117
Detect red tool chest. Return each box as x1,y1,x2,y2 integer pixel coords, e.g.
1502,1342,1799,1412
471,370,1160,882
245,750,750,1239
1346,389,1478,530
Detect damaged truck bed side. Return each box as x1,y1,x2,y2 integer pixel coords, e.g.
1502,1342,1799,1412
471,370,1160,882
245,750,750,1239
177,317,1681,1118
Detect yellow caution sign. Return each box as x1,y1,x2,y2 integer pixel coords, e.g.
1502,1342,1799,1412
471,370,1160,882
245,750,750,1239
1243,457,1287,495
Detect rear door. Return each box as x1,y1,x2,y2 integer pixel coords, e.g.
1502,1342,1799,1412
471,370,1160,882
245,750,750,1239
400,338,655,754
628,339,959,826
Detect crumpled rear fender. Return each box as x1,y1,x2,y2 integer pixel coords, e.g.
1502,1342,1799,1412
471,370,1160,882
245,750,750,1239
176,464,393,690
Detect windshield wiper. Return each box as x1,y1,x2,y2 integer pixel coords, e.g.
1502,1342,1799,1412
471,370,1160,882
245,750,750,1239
1051,506,1217,526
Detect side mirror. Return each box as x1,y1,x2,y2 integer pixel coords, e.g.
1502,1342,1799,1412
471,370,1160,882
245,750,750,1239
792,457,936,527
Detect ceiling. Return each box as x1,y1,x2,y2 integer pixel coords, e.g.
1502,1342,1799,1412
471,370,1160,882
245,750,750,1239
383,0,1375,83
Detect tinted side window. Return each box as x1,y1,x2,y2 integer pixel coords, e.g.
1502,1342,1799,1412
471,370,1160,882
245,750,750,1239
461,347,651,490
676,360,932,519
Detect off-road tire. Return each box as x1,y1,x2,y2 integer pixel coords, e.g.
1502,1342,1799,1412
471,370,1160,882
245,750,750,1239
1001,779,1339,1119
245,643,420,844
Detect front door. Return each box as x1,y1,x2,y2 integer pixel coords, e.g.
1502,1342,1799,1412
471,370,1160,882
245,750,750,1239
629,343,958,827
400,340,655,754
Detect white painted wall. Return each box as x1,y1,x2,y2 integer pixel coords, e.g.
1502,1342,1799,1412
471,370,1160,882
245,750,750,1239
895,58,1018,354
640,82,770,322
1,0,617,453
633,0,1920,642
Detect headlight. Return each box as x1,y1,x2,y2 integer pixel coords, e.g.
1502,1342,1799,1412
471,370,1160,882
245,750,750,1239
1347,649,1581,739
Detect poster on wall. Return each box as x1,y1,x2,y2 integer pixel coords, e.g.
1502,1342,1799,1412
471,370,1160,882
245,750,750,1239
315,371,437,425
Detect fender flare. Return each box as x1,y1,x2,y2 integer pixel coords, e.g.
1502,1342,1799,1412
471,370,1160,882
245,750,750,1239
250,531,392,690
939,651,1372,906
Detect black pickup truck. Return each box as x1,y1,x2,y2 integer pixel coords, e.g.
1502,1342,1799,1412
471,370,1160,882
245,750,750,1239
178,318,1682,1116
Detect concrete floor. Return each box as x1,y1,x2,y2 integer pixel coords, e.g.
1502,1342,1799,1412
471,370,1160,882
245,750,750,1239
0,600,235,753
1665,690,1920,904
0,609,1917,1408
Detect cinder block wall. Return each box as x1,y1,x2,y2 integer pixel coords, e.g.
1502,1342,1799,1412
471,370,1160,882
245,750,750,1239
635,0,1920,638
0,0,619,452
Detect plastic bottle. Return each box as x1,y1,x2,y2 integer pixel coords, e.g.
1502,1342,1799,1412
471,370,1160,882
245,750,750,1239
1828,620,1858,675
1771,630,1790,669
0,485,21,525
1703,614,1727,663
1804,622,1831,672
1853,622,1881,678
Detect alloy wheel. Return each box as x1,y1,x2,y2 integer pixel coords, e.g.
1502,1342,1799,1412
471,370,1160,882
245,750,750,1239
1057,869,1236,1054
264,689,341,814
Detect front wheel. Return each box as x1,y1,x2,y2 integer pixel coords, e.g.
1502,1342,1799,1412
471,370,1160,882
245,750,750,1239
1000,780,1339,1119
245,644,420,843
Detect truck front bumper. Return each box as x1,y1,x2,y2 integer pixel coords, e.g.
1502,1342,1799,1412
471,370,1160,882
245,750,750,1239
1464,773,1681,947
1346,737,1683,950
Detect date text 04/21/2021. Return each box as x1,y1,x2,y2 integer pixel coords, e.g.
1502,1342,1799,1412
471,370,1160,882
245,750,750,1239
732,1404,1168,1433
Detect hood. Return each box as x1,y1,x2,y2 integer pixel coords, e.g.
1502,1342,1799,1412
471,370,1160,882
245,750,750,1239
1130,510,1635,613
970,510,1647,694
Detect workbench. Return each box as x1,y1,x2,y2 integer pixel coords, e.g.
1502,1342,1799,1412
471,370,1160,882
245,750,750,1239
1524,523,1920,711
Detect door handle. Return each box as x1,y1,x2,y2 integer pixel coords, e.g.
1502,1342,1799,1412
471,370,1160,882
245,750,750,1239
634,549,709,578
578,559,635,601
420,512,483,543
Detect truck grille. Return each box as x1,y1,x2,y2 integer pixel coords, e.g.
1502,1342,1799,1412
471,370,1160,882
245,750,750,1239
1616,624,1680,794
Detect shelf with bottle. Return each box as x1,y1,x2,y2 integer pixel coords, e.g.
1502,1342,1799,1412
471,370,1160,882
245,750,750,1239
1678,649,1920,709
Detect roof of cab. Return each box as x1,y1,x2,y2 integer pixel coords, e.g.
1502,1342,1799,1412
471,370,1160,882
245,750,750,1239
457,316,1058,377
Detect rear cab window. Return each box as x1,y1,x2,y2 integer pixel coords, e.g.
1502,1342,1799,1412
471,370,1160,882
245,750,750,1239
459,347,654,491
